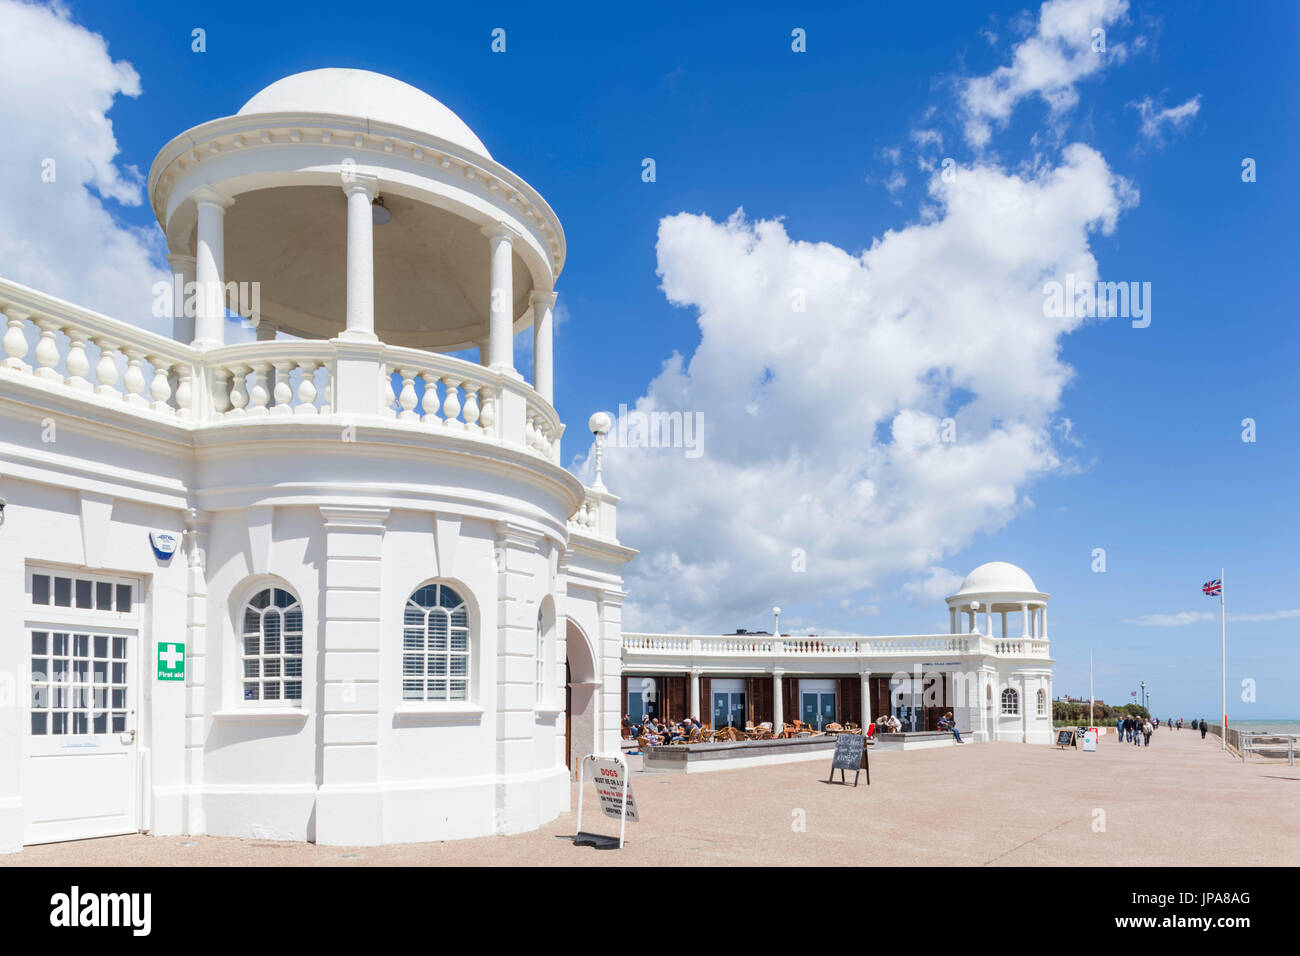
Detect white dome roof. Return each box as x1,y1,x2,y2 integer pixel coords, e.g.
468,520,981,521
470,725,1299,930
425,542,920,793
953,561,1038,596
238,69,491,158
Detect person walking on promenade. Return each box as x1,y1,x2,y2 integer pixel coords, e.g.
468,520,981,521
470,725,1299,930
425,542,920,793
1142,718,1153,747
1116,716,1124,742
1200,718,1208,739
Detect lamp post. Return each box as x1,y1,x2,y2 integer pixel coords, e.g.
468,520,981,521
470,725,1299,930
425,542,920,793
1139,680,1146,718
588,412,611,489
772,606,781,638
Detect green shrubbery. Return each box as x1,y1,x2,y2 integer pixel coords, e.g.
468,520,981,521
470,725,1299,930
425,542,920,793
1051,701,1150,723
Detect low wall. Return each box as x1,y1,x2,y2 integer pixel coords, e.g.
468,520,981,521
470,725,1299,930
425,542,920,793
642,735,838,774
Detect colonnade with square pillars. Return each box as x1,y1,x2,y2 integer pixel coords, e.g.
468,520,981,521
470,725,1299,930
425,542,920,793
171,173,556,405
950,600,1047,639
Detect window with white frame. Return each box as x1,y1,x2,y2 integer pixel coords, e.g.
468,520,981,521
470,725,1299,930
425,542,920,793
1036,688,1047,717
242,587,304,703
403,583,470,702
1001,687,1019,716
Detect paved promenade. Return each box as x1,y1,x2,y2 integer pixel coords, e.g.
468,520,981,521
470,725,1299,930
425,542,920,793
8,728,1298,866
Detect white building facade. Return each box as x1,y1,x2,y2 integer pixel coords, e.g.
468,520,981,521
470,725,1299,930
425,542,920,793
0,69,634,853
621,562,1055,745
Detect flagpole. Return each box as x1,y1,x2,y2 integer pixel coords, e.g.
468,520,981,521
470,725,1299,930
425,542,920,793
1220,567,1226,751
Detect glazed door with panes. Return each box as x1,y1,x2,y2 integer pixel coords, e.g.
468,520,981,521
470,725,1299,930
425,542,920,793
22,568,140,845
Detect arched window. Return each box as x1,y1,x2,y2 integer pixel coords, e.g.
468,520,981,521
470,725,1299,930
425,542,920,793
1036,688,1047,717
1000,687,1019,716
403,583,470,702
242,587,303,703
535,610,545,704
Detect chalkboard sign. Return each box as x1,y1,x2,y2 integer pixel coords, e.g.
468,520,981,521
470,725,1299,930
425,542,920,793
1056,730,1076,749
827,733,870,787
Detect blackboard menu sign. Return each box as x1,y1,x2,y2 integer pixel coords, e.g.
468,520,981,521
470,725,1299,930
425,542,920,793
828,733,869,786
1056,730,1076,749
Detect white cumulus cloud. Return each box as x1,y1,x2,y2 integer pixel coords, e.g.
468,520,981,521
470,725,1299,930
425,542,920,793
1129,94,1201,146
961,0,1130,148
579,144,1136,631
0,0,166,331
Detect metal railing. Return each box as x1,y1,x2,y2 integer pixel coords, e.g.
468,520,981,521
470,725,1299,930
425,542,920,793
1239,733,1297,766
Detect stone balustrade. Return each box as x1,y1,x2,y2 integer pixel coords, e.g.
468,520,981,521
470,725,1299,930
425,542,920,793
567,484,619,540
0,278,563,464
623,632,1050,659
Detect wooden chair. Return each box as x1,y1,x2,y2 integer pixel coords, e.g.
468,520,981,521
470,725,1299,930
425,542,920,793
636,735,653,750
826,722,844,733
688,726,702,743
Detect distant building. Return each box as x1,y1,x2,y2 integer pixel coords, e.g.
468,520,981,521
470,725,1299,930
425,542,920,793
621,561,1056,743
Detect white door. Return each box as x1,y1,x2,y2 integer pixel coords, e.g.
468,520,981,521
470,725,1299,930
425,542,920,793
22,568,140,845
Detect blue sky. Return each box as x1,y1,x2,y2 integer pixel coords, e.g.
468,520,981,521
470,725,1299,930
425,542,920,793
3,0,1297,719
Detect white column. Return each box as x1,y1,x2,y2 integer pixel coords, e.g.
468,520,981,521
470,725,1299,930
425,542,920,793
986,603,993,637
192,187,233,348
689,669,700,720
773,672,784,728
341,173,379,342
969,605,979,634
860,671,871,728
1021,675,1029,743
531,290,555,404
1000,611,1007,638
167,252,196,345
949,606,957,634
483,223,516,373
1041,605,1048,639
1020,602,1030,637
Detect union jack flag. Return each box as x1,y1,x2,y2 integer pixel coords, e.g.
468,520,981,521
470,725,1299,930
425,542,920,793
1202,579,1222,596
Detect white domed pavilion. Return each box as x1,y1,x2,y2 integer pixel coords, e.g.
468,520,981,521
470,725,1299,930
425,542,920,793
0,69,634,852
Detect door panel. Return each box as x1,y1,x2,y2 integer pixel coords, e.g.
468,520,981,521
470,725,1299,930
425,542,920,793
23,626,138,845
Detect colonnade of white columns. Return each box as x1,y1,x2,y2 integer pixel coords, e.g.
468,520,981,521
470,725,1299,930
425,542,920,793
171,174,556,406
951,601,1049,638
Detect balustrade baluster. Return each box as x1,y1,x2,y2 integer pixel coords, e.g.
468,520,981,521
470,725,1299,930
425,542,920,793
94,340,120,400
65,332,92,392
211,367,232,415
419,371,440,423
397,368,419,421
295,361,319,415
123,350,149,407
478,388,496,435
148,358,174,413
440,375,462,428
461,382,479,431
248,361,271,415
2,311,31,372
271,361,293,415
175,365,194,419
33,319,62,383
226,363,249,416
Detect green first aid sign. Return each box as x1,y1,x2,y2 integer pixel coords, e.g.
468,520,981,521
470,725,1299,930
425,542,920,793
157,642,185,681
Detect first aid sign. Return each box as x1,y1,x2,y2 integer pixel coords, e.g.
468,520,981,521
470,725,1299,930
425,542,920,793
157,642,185,681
